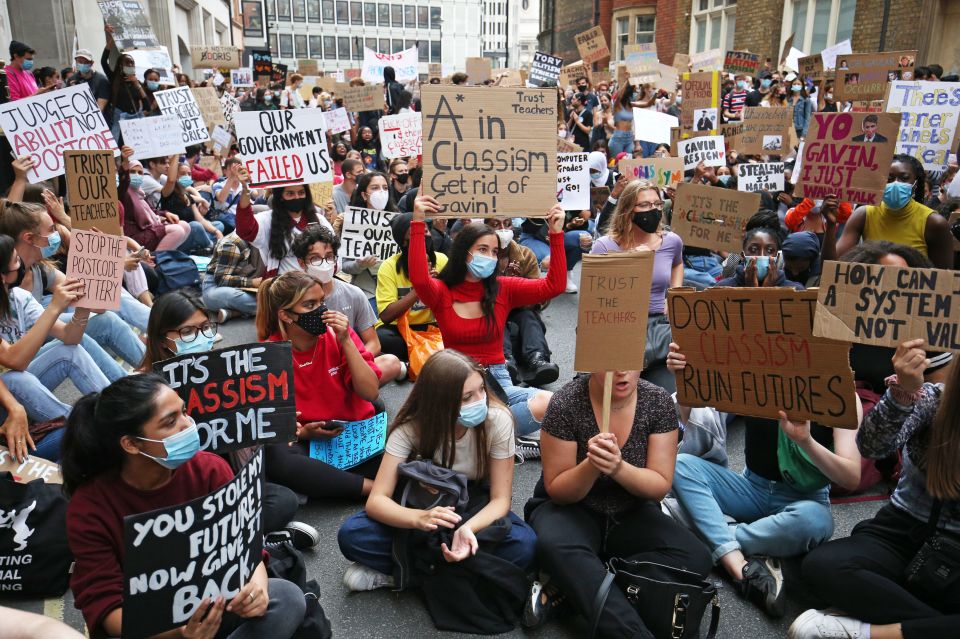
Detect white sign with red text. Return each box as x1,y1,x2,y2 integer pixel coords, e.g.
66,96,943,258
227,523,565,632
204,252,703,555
379,112,422,159
233,110,333,188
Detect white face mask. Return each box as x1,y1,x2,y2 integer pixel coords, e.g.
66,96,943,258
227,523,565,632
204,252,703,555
368,189,390,211
307,261,335,283
495,229,514,249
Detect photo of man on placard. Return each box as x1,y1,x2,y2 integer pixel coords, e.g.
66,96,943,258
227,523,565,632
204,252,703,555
695,108,716,131
851,114,888,143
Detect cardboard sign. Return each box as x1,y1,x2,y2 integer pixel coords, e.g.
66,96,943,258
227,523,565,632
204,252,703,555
153,342,297,451
420,85,557,217
528,52,562,87
669,287,858,428
814,261,960,352
466,57,492,84
618,157,684,190
779,33,796,68
298,59,318,76
724,50,762,76
309,412,388,469
234,110,332,188
316,76,338,92
127,47,174,86
885,81,959,172
65,230,125,311
574,251,655,372
98,0,158,50
673,53,691,73
120,115,186,160
191,86,228,132
495,69,525,88
795,112,899,205
624,43,659,77
681,72,720,135
690,49,723,72
557,152,590,211
560,61,587,88
362,46,418,83
155,86,211,145
251,49,272,77
230,68,253,87
189,45,241,69
575,26,610,65
677,135,726,170
122,451,264,639
557,136,581,153
428,63,442,81
738,107,793,154
65,150,120,235
0,450,61,484
835,50,917,102
380,112,422,159
632,109,678,145
798,54,825,87
341,84,383,112
0,84,117,183
672,183,756,253
309,181,334,208
340,207,397,260
737,162,785,193
323,107,351,134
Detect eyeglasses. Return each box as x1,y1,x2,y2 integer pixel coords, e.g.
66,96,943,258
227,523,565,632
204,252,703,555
307,257,335,267
634,202,664,212
168,322,218,342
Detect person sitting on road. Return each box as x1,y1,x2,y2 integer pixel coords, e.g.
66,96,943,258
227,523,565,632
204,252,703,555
202,232,264,321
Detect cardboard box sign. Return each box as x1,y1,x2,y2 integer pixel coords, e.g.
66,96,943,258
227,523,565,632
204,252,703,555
298,59,318,76
575,26,610,66
669,287,859,428
560,61,587,88
671,183,757,254
723,50,762,76
673,53,691,73
737,107,793,155
618,157,684,190
795,112,899,206
340,83,383,112
835,50,917,102
65,150,120,236
420,85,557,217
122,451,264,639
65,230,126,312
574,251,655,373
466,57,492,83
813,260,960,353
189,45,241,69
557,137,581,153
0,449,62,484
680,72,720,135
152,342,298,452
191,86,228,132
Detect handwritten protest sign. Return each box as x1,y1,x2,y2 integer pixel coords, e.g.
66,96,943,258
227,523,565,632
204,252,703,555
737,162,785,193
234,110,332,188
380,112,422,159
98,0,158,50
575,251,654,372
672,183,756,253
65,230,125,311
575,26,610,65
210,126,232,154
780,33,795,68
362,46,418,83
496,69,525,88
673,53,691,73
155,87,211,145
323,107,351,134
814,260,960,352
298,59,318,76
690,49,723,72
681,72,720,135
421,85,557,217
738,107,792,154
251,49,272,78
153,343,297,451
618,157,684,190
309,181,334,209
835,50,917,102
0,450,61,484
230,68,253,87
466,57,492,84
0,84,117,183
120,115,185,160
820,39,852,70
340,207,397,260
189,45,240,69
677,135,725,170
669,287,858,428
127,47,174,86
885,81,959,172
310,412,388,469
633,109,679,145
557,136,581,153
724,50,762,75
796,112,899,205
340,84,382,112
560,61,587,88
191,86,228,133
428,63,442,81
798,54,824,86
557,152,590,211
528,52,562,87
624,43,659,77
271,63,288,85
122,451,263,639
65,150,120,236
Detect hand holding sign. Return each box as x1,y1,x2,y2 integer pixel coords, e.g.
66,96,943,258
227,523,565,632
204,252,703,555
50,278,86,314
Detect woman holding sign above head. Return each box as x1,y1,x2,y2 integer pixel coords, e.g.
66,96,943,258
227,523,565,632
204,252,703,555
102,24,148,144
62,374,309,639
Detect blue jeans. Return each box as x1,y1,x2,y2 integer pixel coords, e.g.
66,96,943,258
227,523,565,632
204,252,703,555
117,288,150,331
488,363,540,436
178,221,224,253
683,255,722,289
518,229,591,271
338,510,537,575
608,129,634,157
201,275,258,316
53,309,144,372
671,454,834,563
211,211,237,234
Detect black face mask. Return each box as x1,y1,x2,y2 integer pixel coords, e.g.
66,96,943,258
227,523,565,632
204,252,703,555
395,173,409,184
294,304,328,336
285,197,307,213
632,209,662,233
8,264,25,290
577,85,588,92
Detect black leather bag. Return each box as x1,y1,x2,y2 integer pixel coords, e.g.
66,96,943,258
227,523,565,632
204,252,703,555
905,500,960,598
591,558,720,639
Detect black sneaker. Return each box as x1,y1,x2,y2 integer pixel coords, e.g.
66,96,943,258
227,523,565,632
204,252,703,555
522,580,566,629
515,436,541,463
284,521,321,550
740,556,785,618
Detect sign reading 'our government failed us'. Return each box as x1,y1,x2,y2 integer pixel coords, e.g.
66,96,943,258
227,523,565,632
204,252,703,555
234,109,333,188
153,342,297,452
813,260,960,352
122,451,264,639
421,86,557,217
669,287,858,428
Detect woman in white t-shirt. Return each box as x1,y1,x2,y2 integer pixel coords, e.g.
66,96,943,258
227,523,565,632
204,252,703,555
337,349,537,591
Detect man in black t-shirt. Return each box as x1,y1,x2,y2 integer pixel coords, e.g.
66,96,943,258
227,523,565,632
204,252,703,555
567,94,593,152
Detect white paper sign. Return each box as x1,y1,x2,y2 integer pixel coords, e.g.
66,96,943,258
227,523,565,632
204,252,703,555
379,112,422,159
736,162,785,193
820,39,852,71
784,47,807,73
885,81,959,172
557,152,590,211
677,135,726,170
633,108,679,145
230,68,254,87
340,207,397,260
211,125,232,152
154,86,211,145
120,115,187,160
233,110,333,188
361,46,418,83
126,47,175,86
323,107,351,134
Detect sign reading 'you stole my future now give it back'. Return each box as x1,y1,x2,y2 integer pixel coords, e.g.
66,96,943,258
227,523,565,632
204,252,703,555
421,85,557,217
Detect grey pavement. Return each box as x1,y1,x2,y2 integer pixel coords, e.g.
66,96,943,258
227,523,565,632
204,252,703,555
6,262,884,637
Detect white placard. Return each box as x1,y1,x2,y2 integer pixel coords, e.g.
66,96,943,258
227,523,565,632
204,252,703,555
120,115,187,160
126,46,175,86
633,108,679,145
323,107,351,134
230,68,254,87
784,47,807,73
233,110,333,188
154,86,211,145
820,39,852,71
737,162,785,193
557,152,591,211
677,135,726,170
211,125,232,152
885,81,959,172
340,207,397,260
379,112,423,159
361,46,418,83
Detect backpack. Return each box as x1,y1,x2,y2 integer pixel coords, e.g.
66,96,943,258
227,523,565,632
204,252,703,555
153,250,201,294
265,534,333,639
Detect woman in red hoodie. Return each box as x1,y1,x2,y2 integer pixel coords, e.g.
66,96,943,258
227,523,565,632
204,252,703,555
409,195,566,446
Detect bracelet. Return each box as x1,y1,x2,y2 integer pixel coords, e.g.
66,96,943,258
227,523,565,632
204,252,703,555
69,315,89,326
885,374,924,405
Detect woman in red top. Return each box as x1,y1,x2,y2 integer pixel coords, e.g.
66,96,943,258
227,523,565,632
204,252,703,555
257,270,384,500
410,195,566,441
62,374,307,639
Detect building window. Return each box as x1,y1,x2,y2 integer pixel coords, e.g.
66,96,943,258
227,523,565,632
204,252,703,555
392,39,404,53
265,0,275,20
350,1,362,24
364,2,376,24
636,15,655,44
353,37,363,59
418,40,428,60
336,0,348,23
280,34,293,58
418,6,428,28
307,0,320,22
242,0,264,37
379,37,390,53
322,0,334,22
404,5,415,27
295,34,307,57
323,35,336,58
277,0,291,20
691,0,736,53
391,4,402,26
431,40,441,62
270,33,279,57
430,6,441,28
337,36,350,60
785,0,855,55
378,3,389,25
292,0,306,21
616,17,629,61
309,35,322,57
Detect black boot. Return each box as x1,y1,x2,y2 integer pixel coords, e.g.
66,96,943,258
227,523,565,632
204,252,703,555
506,356,522,385
520,352,559,387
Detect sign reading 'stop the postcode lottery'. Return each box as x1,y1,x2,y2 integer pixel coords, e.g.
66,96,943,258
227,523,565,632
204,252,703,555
420,85,557,217
233,110,333,188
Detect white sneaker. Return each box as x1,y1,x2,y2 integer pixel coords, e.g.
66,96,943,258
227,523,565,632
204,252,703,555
565,272,578,293
343,562,394,592
788,609,869,639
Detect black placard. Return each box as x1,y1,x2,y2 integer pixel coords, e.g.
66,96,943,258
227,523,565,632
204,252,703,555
528,51,562,88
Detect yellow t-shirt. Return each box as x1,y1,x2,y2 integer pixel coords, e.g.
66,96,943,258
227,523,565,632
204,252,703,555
375,251,448,327
863,199,934,256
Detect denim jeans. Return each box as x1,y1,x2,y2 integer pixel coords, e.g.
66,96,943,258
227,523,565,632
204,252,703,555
608,129,634,157
117,288,150,331
487,363,540,436
672,454,834,563
518,229,591,271
53,309,144,372
201,275,258,316
2,343,109,421
178,221,224,253
338,510,537,575
110,108,143,146
683,255,722,289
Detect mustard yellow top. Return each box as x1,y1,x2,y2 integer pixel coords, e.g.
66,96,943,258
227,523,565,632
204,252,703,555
863,199,934,256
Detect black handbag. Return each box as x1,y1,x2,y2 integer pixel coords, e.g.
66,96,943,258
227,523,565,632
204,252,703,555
905,499,960,598
590,558,720,639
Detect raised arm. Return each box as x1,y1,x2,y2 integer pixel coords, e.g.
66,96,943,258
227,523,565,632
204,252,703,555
503,205,566,308
407,195,447,308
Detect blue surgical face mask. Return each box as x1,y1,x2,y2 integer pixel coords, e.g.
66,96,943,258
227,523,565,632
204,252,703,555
467,252,497,279
178,176,194,188
38,230,61,258
761,79,772,89
174,332,216,355
737,80,747,90
458,397,488,428
883,181,915,210
76,63,92,74
146,80,160,91
129,173,144,189
137,420,201,470
718,175,732,186
791,84,802,92
22,59,34,71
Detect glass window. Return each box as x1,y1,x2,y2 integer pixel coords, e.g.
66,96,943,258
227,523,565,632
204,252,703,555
309,35,322,58
322,0,334,22
350,1,362,23
337,36,350,60
391,4,402,26
635,15,655,44
836,0,855,44
242,0,264,37
365,37,377,54
280,34,294,58
265,0,275,20
616,17,629,61
418,6,428,28
377,3,389,25
295,35,307,57
725,13,735,50
277,0,291,20
709,15,721,48
418,40,429,60
270,33,279,57
307,0,320,22
336,0,348,22
790,0,808,50
379,37,390,53
353,37,363,60
810,0,831,52
323,36,336,58
404,5,416,27
430,40,441,62
364,2,376,24
292,0,306,21
695,18,706,52
430,6,441,28
392,39,404,53
404,40,415,51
